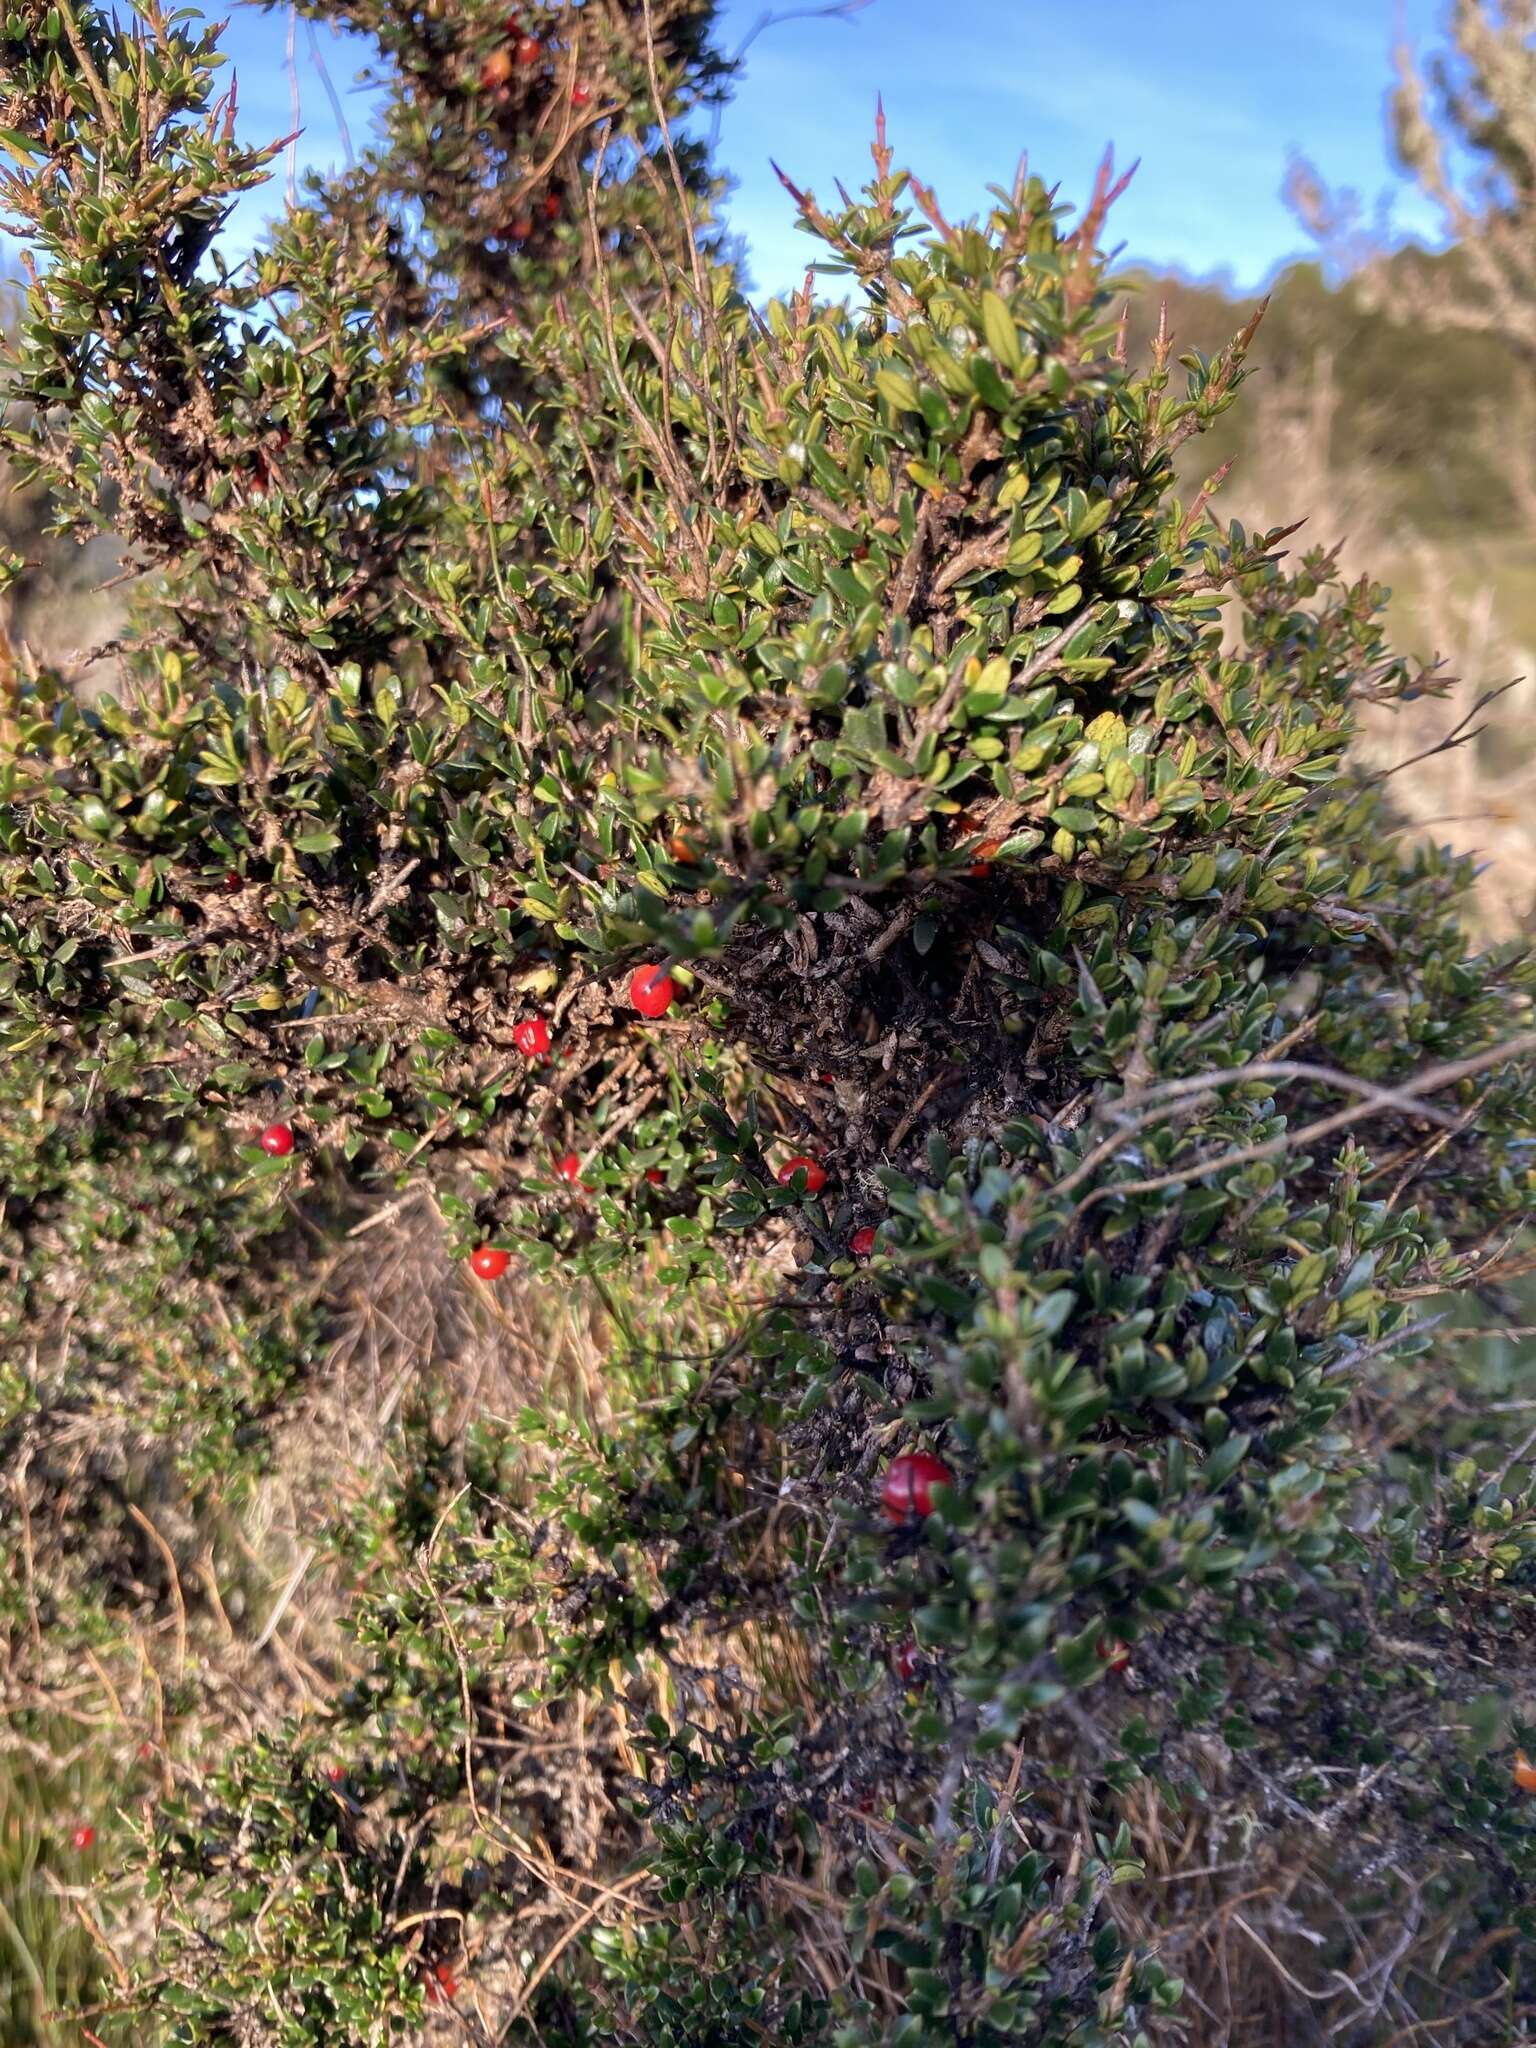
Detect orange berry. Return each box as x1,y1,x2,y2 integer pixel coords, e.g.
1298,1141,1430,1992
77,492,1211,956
1515,1751,1536,1792
480,47,513,90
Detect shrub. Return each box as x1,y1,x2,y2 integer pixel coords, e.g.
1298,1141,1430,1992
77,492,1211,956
2,3,1535,2044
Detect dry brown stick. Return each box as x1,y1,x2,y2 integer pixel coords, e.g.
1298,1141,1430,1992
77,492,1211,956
251,1544,317,1653
864,901,916,963
885,1069,955,1154
53,0,115,127
12,1451,43,1659
579,1086,659,1174
1367,676,1522,785
126,1503,187,1681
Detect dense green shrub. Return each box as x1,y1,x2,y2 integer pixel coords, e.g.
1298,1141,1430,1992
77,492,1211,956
2,3,1535,2044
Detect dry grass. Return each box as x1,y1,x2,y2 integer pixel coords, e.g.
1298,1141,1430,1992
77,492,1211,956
1211,345,1536,938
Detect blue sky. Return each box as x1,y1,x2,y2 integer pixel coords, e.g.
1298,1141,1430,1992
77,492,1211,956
215,0,1453,298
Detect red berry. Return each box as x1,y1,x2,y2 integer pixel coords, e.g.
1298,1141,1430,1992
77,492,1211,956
895,1638,920,1683
470,1245,511,1280
258,1122,295,1158
480,46,514,91
1097,1637,1131,1675
571,81,591,106
880,1450,954,1523
324,1762,346,1783
850,1225,877,1259
629,965,676,1018
514,1016,551,1058
71,1824,95,1851
513,32,541,64
645,1167,665,1185
222,870,241,893
510,214,533,240
553,1152,583,1183
424,1961,459,2005
543,190,561,221
969,836,1004,878
776,1154,827,1194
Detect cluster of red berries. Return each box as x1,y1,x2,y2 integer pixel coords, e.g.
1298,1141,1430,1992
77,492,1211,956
772,1158,890,1266
467,965,680,1279
479,15,543,93
479,14,593,98
477,12,595,245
